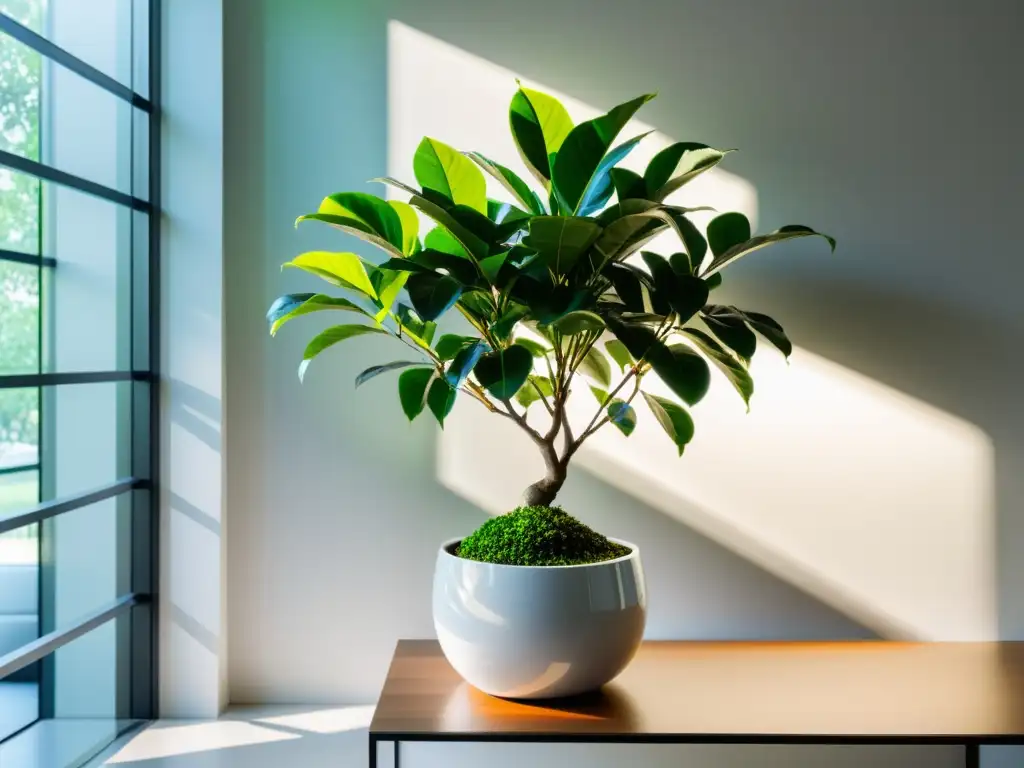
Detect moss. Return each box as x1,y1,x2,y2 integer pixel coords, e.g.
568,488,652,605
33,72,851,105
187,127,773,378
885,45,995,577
456,505,630,566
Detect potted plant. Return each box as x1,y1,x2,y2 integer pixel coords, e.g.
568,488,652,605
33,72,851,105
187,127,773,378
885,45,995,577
268,85,834,699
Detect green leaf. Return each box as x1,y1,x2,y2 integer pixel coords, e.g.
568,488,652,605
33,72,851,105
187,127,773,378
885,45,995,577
406,272,464,321
575,131,651,217
409,195,490,260
642,392,695,456
648,342,711,406
509,86,574,185
609,167,646,202
398,367,434,421
413,137,487,214
707,212,752,258
282,252,378,298
702,225,836,277
522,216,602,277
466,152,546,215
552,94,655,214
679,329,754,408
702,306,757,361
434,333,478,361
410,247,479,285
294,212,404,260
298,324,391,382
370,176,421,198
661,210,708,270
578,347,612,387
356,360,429,388
516,375,554,409
299,191,405,253
589,385,609,405
424,226,469,258
743,310,792,358
706,272,723,290
513,336,551,358
479,252,509,285
641,252,709,323
267,293,372,336
473,344,534,399
607,315,662,361
370,268,409,322
490,303,530,341
646,144,734,202
446,340,488,388
604,339,632,372
550,310,605,335
387,200,420,256
396,304,437,348
427,377,457,427
607,400,637,436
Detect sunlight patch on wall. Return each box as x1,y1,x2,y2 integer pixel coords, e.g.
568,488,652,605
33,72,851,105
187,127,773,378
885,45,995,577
388,21,996,641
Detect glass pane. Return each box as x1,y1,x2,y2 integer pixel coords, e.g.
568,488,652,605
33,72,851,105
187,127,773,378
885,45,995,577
1,0,135,91
0,260,39,375
0,614,139,767
0,387,38,472
0,30,139,198
40,493,132,637
131,0,149,99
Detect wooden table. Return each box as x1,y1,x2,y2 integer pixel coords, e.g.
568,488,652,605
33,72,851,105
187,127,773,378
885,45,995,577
370,640,1024,768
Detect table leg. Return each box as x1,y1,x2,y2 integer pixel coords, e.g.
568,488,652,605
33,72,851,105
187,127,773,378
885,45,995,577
965,743,979,768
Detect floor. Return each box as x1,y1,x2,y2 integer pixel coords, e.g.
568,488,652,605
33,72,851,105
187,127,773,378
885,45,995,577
100,706,376,767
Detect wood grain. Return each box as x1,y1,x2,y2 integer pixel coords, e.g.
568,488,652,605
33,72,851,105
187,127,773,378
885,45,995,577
370,640,1024,742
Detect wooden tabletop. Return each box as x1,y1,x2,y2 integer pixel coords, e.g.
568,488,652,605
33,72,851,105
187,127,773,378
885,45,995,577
370,640,1024,743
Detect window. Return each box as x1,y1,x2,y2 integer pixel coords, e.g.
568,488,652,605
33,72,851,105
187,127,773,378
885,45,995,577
0,0,157,764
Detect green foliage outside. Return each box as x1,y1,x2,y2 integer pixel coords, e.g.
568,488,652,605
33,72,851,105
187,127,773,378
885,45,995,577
267,82,834,548
0,0,42,451
457,506,629,566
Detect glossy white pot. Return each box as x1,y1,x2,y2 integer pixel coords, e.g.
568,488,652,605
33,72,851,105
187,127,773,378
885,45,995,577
432,537,646,699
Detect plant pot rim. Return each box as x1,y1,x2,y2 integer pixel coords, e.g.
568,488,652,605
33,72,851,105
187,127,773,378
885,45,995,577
439,536,640,570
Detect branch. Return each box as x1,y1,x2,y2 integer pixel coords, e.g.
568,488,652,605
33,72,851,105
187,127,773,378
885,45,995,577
529,377,554,415
499,398,547,445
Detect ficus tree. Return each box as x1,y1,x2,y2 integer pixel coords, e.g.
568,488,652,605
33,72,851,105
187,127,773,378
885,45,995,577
268,85,834,507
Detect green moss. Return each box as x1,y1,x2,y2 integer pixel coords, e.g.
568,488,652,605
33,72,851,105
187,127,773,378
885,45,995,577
456,505,630,566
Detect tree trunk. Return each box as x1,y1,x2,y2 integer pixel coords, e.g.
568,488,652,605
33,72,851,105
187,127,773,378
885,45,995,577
522,441,567,507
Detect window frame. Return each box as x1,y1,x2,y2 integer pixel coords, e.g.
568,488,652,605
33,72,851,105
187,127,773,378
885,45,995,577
0,0,160,742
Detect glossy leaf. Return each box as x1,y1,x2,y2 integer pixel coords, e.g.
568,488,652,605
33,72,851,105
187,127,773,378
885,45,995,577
371,269,409,322
642,392,695,456
388,200,420,256
406,272,464,321
410,248,479,285
590,385,609,405
413,137,487,214
267,293,371,336
707,212,752,258
409,195,489,260
398,367,434,421
509,86,574,185
516,375,554,409
575,131,651,216
522,216,602,277
640,252,709,323
356,360,429,388
607,315,662,362
466,152,546,215
552,94,655,215
514,336,551,358
607,400,637,436
490,303,530,341
446,340,488,388
648,341,711,406
434,333,478,361
551,310,605,335
609,167,646,202
679,329,754,408
282,251,378,298
424,226,470,259
702,306,757,361
604,339,633,372
743,310,792,358
371,176,421,198
479,252,509,285
646,144,734,202
578,347,612,387
427,377,458,427
702,225,837,277
473,344,534,399
316,191,404,246
298,324,390,382
396,304,437,347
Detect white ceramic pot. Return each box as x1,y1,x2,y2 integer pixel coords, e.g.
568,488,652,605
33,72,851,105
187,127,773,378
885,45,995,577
432,537,646,699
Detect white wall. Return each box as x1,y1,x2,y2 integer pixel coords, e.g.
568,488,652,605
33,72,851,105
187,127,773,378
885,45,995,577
222,0,1024,765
